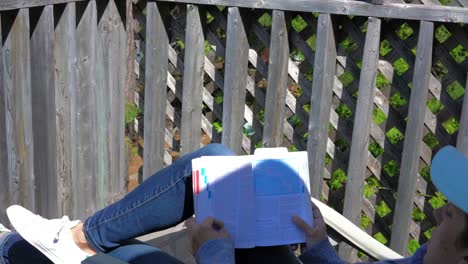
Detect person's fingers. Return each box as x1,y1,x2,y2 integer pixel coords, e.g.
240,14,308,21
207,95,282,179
211,218,225,230
311,202,323,219
185,217,199,236
292,215,312,234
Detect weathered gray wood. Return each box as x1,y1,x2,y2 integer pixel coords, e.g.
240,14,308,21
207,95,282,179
97,0,127,205
0,14,9,224
30,5,58,218
457,75,468,156
143,1,168,179
0,0,87,11
307,14,336,199
262,10,289,148
54,2,77,218
158,0,468,23
75,0,98,218
390,21,434,255
221,7,249,154
180,4,204,154
2,9,36,211
339,17,381,262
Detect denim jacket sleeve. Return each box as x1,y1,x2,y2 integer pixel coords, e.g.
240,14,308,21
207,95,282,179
195,238,235,264
299,238,427,264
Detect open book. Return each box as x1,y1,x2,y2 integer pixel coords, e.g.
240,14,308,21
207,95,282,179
191,147,313,248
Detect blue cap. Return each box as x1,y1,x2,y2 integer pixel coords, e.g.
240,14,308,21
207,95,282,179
431,145,468,213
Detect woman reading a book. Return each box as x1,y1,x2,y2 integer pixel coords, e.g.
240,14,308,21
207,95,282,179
3,145,468,264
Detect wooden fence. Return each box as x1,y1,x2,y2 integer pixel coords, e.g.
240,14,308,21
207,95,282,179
133,0,468,261
0,0,127,221
0,0,467,262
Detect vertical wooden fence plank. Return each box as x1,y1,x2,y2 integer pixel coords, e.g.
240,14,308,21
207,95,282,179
391,21,434,254
2,9,35,211
339,17,381,261
221,7,248,154
181,4,204,154
54,2,77,217
457,75,468,155
262,10,289,148
143,1,168,179
307,14,337,199
30,5,57,218
76,0,98,218
97,0,127,205
0,14,9,224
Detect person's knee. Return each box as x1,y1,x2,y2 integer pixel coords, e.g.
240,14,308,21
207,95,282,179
200,143,235,156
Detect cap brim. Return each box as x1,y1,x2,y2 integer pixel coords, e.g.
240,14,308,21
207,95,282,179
431,146,468,213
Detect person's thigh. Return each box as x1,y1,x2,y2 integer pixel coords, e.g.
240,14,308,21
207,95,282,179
107,244,183,264
0,233,52,264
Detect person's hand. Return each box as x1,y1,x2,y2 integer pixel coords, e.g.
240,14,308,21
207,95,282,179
185,217,231,254
292,202,327,250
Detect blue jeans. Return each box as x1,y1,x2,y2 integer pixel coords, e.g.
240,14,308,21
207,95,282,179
83,143,235,252
0,233,182,264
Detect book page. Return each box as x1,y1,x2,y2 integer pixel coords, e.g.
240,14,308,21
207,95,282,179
192,156,256,248
253,152,313,246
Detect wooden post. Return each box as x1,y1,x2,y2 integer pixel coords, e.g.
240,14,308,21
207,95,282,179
143,1,169,179
75,0,98,218
391,21,434,254
457,75,468,155
339,17,381,261
54,2,77,218
0,14,9,224
262,10,289,148
180,4,205,154
2,9,36,212
307,14,336,199
221,7,249,154
30,5,58,218
96,0,127,205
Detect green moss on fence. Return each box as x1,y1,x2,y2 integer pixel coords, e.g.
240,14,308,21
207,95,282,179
361,214,372,229
419,166,431,181
412,208,426,222
306,35,317,51
292,15,307,32
258,13,272,28
393,58,410,76
330,168,348,190
433,61,448,79
376,201,391,217
423,132,439,149
450,45,467,63
376,73,390,89
390,92,408,109
374,232,388,245
380,39,392,56
125,103,141,124
435,25,451,43
336,103,352,119
369,142,384,157
364,176,380,198
339,37,359,53
384,160,399,177
442,117,460,135
372,108,387,125
338,71,355,87
386,127,404,144
429,192,447,209
427,98,445,114
335,138,349,152
408,239,420,255
446,80,465,100
396,23,414,40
